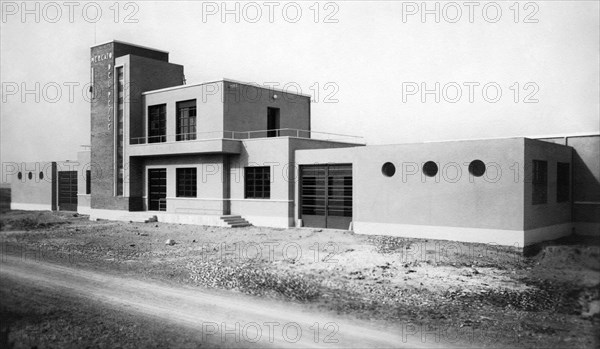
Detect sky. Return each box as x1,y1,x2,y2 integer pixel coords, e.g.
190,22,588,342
1,1,599,171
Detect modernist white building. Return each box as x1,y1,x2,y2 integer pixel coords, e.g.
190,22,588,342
9,41,600,247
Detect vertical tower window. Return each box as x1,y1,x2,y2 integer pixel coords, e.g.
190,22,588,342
176,100,196,141
115,66,124,196
557,162,570,203
86,170,91,195
148,104,166,143
532,160,548,205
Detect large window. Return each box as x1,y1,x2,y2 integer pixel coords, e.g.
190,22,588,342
176,100,197,141
176,168,197,197
532,160,548,205
557,162,570,203
148,104,166,143
245,167,270,199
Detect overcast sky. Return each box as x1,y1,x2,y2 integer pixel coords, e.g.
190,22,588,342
1,1,599,169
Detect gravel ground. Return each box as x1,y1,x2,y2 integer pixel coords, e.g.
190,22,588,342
1,209,599,348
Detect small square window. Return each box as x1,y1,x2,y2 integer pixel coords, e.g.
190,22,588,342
245,167,270,199
176,168,197,197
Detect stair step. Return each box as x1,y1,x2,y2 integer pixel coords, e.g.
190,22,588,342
222,217,244,222
229,223,251,227
219,215,252,228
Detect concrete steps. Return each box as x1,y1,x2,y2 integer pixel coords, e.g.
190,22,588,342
220,215,252,228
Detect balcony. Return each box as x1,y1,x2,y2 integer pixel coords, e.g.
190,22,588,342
128,129,364,157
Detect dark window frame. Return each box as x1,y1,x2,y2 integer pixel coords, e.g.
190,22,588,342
176,168,197,198
532,160,548,205
267,107,280,137
148,104,167,143
556,162,570,203
245,166,271,199
176,99,197,141
86,170,91,195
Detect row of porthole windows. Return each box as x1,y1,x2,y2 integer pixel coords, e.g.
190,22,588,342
381,160,486,178
17,172,44,180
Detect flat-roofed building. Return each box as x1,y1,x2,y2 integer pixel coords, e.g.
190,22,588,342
8,40,599,246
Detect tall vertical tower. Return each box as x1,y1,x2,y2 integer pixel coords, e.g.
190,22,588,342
90,40,184,211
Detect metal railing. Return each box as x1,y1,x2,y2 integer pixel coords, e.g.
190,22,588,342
130,128,364,145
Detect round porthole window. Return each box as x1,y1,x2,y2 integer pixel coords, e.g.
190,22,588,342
18,172,22,180
469,160,486,177
28,172,33,180
381,162,396,177
423,161,438,177
39,172,44,180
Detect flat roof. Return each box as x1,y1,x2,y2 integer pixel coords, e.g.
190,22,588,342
90,40,169,54
142,78,312,98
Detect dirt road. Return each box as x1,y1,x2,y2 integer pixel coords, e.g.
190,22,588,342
1,255,454,348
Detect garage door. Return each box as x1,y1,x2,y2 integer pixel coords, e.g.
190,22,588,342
300,164,352,229
58,171,78,211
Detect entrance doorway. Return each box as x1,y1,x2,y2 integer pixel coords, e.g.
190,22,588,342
148,168,167,211
267,107,280,137
58,171,78,211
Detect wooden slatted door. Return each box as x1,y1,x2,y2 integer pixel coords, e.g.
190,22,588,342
148,169,167,211
300,164,352,229
58,171,78,211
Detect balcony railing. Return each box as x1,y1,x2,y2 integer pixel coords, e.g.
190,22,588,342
130,128,364,145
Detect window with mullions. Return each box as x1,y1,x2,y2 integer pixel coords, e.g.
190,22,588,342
115,66,124,196
176,168,197,197
148,104,166,143
245,167,270,199
176,100,197,141
532,160,548,205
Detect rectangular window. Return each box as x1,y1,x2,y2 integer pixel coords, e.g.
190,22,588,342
176,100,197,141
532,160,548,205
148,104,166,143
245,167,270,199
267,107,280,137
86,170,91,195
115,66,124,196
176,168,197,197
557,162,570,203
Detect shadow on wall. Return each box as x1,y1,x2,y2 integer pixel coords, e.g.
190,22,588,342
572,147,600,230
573,150,600,202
